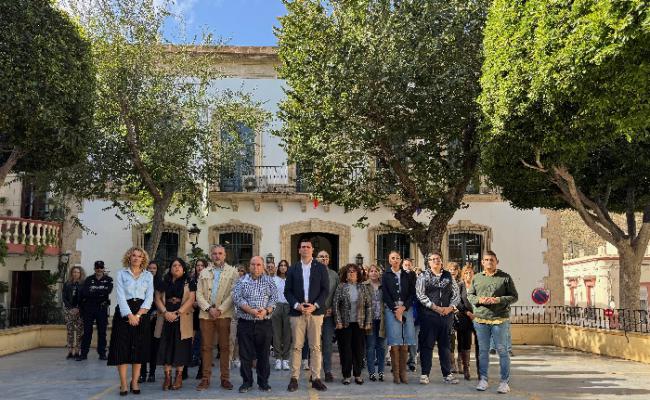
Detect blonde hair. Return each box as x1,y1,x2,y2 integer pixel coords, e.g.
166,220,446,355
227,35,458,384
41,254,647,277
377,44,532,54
122,246,150,269
67,265,86,283
461,263,475,281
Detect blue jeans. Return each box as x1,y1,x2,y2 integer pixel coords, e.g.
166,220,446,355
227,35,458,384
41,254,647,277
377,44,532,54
490,328,512,352
321,316,335,373
365,319,386,374
474,321,511,382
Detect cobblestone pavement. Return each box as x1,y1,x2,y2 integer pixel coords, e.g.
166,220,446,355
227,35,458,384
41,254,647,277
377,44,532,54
1,346,649,399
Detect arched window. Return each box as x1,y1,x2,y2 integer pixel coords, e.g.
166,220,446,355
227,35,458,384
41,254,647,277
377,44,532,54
376,233,411,270
144,231,179,269
220,232,253,268
448,232,483,272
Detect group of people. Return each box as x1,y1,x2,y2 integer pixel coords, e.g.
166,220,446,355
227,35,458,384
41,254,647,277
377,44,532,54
62,238,518,396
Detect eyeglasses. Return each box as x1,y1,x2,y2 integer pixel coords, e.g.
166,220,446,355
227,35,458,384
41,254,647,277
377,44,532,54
318,256,329,259
428,257,442,261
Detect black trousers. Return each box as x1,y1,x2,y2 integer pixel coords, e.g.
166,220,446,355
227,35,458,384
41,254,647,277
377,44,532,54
336,322,365,378
81,305,109,356
237,319,272,387
418,313,453,377
141,318,159,377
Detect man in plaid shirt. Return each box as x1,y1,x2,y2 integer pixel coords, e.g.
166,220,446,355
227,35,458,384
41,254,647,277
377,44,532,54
232,256,278,393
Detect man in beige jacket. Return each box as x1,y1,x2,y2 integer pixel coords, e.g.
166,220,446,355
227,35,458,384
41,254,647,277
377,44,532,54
196,245,239,391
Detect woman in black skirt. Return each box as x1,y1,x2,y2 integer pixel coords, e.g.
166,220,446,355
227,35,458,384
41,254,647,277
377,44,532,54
154,257,196,391
107,246,155,396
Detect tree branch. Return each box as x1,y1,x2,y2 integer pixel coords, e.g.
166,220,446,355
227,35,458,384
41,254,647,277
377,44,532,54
549,166,619,244
120,100,162,202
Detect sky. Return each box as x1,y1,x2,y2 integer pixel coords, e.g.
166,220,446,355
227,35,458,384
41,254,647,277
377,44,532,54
163,0,287,46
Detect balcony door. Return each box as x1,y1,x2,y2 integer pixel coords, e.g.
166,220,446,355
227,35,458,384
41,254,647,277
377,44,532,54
220,124,255,192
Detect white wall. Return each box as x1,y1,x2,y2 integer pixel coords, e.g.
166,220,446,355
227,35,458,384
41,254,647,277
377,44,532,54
76,198,548,308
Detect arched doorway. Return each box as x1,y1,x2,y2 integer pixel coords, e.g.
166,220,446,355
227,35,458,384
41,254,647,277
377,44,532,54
280,219,351,270
290,232,340,271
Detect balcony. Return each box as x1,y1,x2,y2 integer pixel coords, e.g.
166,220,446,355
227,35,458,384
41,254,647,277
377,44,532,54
215,165,310,193
0,217,62,256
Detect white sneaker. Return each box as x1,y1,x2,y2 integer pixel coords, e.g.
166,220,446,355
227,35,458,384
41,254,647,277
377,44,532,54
443,374,459,384
476,378,489,391
275,359,282,370
282,360,290,370
497,381,510,394
419,375,429,384
302,359,309,370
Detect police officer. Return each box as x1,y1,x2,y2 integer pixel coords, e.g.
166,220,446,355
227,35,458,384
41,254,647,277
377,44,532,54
78,260,113,361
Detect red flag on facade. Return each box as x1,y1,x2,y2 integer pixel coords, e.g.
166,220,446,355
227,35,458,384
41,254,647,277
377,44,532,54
313,198,319,208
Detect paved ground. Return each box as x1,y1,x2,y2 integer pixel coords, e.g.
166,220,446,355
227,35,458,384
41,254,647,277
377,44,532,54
1,346,649,399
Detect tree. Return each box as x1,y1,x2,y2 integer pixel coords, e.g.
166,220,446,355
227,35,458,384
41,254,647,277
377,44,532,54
60,0,268,258
0,0,95,186
479,0,650,310
275,0,487,257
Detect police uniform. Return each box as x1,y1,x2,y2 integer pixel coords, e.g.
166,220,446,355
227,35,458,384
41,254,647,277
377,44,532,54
80,271,113,358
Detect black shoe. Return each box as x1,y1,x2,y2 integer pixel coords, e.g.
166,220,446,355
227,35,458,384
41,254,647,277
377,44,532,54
324,372,334,382
408,364,416,372
66,352,73,360
239,384,251,393
489,349,496,355
119,388,128,396
147,374,155,383
378,372,384,382
137,376,144,384
355,377,364,385
129,383,140,395
195,369,203,380
99,354,108,361
182,368,188,380
312,378,327,391
369,373,377,382
129,384,140,394
75,355,87,361
287,378,298,392
258,384,272,392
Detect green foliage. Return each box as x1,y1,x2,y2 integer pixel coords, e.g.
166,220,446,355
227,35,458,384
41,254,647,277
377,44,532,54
0,0,95,181
276,0,487,252
58,0,269,256
480,0,650,212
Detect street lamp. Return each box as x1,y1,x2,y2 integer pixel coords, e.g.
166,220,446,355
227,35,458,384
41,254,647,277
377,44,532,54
266,253,275,264
188,223,201,251
355,253,364,266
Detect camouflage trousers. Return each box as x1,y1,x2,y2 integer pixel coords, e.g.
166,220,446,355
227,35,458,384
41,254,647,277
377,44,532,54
64,308,83,354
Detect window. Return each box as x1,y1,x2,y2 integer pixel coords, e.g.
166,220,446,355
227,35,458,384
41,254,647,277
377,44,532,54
220,232,253,268
220,124,255,192
448,233,483,272
144,232,179,269
376,233,410,269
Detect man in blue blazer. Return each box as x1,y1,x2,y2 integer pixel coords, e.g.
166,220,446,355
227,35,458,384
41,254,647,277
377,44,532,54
284,238,330,392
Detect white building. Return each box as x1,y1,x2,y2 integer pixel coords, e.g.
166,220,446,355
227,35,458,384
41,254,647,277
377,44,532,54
65,47,563,309
563,242,650,311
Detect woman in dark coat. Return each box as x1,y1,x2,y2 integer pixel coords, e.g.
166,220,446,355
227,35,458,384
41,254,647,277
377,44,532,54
154,257,196,391
455,264,478,380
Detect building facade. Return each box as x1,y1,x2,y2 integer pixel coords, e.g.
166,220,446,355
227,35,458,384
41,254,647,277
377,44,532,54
71,46,563,309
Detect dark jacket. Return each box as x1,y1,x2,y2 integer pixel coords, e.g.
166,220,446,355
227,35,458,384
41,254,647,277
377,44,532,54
62,281,82,309
284,259,330,317
455,282,474,330
80,274,113,308
381,267,416,312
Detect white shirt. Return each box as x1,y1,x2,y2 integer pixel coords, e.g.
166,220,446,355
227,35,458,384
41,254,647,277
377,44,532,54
273,276,287,304
301,260,312,302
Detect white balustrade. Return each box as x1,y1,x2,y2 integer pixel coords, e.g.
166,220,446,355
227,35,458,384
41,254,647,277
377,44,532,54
0,217,62,252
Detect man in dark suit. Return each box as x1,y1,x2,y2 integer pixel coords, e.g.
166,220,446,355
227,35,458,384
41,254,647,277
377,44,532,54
284,238,330,392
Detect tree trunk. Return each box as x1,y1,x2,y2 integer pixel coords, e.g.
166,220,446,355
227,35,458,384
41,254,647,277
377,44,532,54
616,244,644,311
393,208,451,261
145,192,173,261
0,147,22,187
